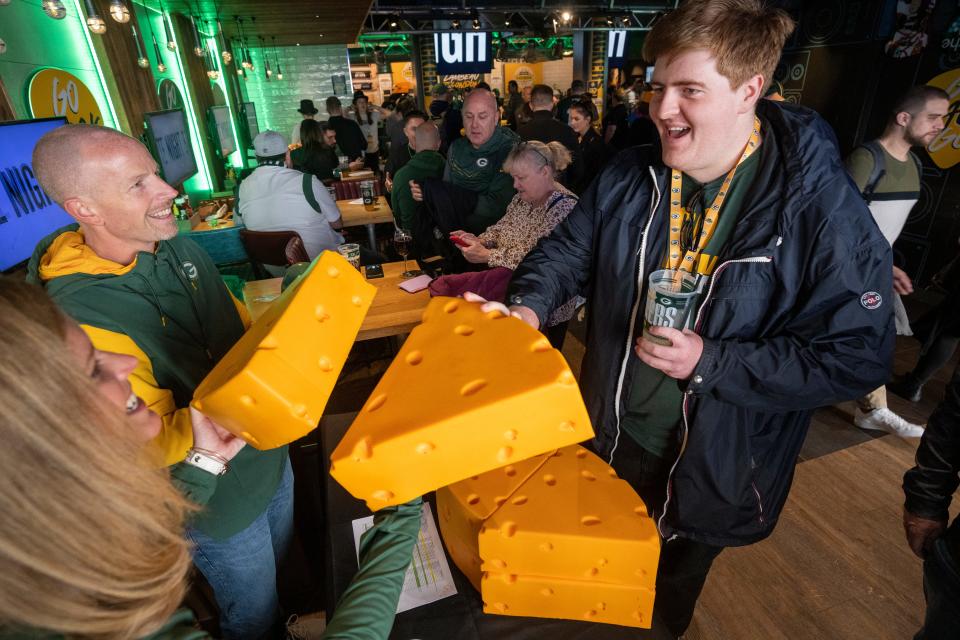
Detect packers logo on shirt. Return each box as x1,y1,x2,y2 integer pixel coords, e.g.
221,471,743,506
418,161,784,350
181,261,199,282
476,158,489,168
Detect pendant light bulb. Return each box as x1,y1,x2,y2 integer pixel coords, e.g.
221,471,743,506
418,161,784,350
86,15,106,34
86,15,106,33
221,50,232,65
83,0,106,33
194,44,205,57
158,61,167,73
207,69,220,80
109,0,130,23
162,11,176,51
137,56,149,68
277,69,283,80
41,0,67,19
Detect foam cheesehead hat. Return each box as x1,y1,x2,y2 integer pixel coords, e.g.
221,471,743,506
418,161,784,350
298,98,319,115
254,130,288,157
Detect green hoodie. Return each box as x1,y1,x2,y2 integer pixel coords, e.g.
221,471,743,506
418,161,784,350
26,225,287,539
445,126,519,233
391,150,446,230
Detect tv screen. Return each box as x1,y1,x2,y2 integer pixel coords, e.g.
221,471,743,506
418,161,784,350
143,109,197,188
0,118,73,272
209,105,237,157
242,102,259,142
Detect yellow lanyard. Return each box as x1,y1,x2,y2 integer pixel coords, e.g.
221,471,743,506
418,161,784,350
667,116,762,275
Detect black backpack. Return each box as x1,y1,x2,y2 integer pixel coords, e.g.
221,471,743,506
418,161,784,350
859,139,923,204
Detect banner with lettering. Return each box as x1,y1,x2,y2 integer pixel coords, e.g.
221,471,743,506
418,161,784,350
434,32,492,75
27,68,103,125
0,118,73,271
607,30,627,67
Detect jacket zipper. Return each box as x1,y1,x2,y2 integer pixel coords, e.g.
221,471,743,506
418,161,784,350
656,254,774,539
608,167,662,466
167,244,215,362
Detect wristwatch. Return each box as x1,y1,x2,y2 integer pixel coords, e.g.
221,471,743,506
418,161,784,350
184,448,228,476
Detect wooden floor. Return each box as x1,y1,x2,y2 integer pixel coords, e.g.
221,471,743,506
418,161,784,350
562,331,956,640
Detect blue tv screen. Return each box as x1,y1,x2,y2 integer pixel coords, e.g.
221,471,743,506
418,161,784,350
0,118,72,272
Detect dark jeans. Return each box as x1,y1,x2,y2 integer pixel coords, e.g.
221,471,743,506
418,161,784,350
188,459,295,639
916,520,960,640
610,432,724,638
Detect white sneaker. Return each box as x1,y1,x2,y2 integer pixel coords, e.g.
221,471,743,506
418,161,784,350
854,408,925,438
286,612,327,640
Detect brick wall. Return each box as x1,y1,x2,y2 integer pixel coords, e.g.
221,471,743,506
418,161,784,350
239,44,352,142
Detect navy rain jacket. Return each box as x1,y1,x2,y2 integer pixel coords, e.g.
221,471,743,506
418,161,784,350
508,100,895,547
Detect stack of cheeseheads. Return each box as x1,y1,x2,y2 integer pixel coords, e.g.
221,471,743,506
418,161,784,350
192,251,660,628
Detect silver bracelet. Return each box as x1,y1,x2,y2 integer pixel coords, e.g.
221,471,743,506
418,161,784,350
184,448,229,476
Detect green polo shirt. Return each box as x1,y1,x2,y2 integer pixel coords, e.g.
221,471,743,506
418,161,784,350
621,147,760,458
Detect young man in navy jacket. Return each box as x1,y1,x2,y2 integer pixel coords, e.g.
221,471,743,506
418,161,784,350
502,1,895,635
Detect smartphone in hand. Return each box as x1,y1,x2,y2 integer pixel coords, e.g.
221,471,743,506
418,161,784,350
450,234,470,248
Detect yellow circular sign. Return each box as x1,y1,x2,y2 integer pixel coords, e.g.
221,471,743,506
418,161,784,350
925,68,960,169
27,68,104,125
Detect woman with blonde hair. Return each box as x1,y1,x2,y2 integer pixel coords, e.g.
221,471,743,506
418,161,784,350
0,278,420,640
0,278,204,638
450,140,580,348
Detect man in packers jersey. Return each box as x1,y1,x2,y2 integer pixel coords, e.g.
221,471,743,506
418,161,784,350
503,1,894,636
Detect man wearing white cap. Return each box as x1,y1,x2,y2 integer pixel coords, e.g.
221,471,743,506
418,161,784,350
238,131,345,270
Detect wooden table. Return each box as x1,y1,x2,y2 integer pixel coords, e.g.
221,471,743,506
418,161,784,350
337,197,394,250
243,261,429,341
191,217,236,232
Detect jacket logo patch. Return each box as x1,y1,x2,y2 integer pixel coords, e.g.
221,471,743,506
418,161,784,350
476,158,488,168
181,261,199,282
860,291,882,310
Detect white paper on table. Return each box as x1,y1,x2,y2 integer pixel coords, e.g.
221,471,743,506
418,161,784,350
348,198,364,205
351,502,458,613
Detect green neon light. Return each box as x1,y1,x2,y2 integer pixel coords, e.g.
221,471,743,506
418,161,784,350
163,5,214,191
71,0,120,128
206,35,243,169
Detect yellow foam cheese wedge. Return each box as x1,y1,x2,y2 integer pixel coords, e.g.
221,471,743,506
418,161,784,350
481,572,655,629
437,452,556,591
329,297,594,509
192,251,375,449
479,446,659,589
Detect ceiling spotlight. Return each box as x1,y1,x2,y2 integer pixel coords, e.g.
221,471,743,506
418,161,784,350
451,19,460,30
504,13,511,27
472,17,481,30
388,14,399,32
560,10,572,23
605,16,614,27
621,15,631,26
